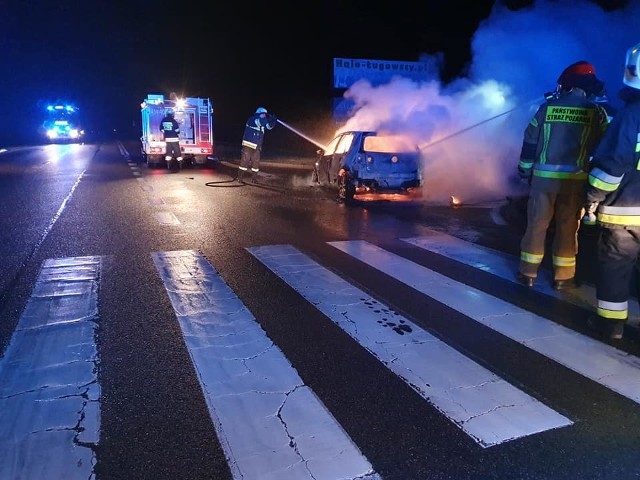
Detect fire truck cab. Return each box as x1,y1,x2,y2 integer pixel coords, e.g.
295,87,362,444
43,104,85,143
140,94,216,168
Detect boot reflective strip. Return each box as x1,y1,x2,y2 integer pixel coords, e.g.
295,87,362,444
552,255,576,267
597,299,628,320
251,168,259,173
521,251,543,265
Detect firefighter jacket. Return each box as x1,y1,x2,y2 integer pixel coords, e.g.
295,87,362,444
241,114,276,151
160,116,180,141
518,90,609,191
587,87,640,228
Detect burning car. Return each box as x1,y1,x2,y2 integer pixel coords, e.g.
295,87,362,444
312,130,422,202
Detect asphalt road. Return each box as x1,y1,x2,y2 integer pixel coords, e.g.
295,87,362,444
1,140,640,480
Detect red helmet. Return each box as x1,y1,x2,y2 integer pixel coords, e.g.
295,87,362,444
557,61,604,96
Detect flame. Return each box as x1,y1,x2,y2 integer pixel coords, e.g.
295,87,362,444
450,195,462,207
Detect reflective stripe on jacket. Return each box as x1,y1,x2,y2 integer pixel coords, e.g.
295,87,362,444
160,117,180,140
587,89,640,228
241,113,275,150
518,90,608,188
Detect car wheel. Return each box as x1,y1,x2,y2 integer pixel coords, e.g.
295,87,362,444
337,173,356,204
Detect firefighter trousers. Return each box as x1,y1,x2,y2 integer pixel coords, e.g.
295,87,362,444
519,187,582,281
239,146,261,174
595,227,640,321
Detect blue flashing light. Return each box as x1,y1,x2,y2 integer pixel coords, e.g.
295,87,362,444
47,104,77,113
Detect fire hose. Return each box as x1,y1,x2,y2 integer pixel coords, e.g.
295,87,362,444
418,96,545,152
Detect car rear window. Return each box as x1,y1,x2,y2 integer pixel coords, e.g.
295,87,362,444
363,135,416,153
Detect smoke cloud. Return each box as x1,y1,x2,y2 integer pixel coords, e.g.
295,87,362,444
339,0,640,204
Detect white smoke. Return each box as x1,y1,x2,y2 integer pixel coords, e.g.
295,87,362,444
339,0,640,204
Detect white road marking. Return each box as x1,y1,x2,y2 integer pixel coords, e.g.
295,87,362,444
249,244,572,448
331,240,640,405
0,256,101,479
117,140,130,159
401,229,640,324
152,250,380,480
154,211,180,225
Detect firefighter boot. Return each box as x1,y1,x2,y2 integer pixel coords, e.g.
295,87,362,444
553,278,577,291
515,271,535,288
237,170,244,183
587,315,624,340
251,172,258,183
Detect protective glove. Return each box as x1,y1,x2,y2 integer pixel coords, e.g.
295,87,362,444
517,166,531,185
582,202,598,226
269,114,278,124
518,172,532,186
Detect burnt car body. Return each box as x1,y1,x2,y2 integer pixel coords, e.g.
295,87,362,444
312,130,422,202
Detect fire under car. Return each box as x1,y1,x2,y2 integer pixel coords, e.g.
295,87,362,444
312,130,423,202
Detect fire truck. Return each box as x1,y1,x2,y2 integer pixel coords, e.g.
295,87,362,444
140,94,216,168
42,104,85,143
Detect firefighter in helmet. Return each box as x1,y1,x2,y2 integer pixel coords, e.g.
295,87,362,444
237,107,277,183
585,43,640,340
516,61,609,290
160,108,183,169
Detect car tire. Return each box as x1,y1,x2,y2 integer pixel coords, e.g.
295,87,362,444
338,174,356,204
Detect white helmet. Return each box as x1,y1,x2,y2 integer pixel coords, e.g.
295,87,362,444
624,42,640,89
255,107,268,114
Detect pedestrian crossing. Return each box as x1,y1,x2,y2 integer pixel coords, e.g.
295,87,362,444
2,230,640,478
152,250,380,480
0,256,101,480
400,228,640,325
249,244,572,448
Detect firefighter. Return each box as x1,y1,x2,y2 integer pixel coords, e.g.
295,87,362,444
584,43,640,340
516,61,609,290
160,108,183,169
237,107,277,183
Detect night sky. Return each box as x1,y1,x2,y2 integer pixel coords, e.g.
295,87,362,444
1,0,501,148
0,0,627,151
